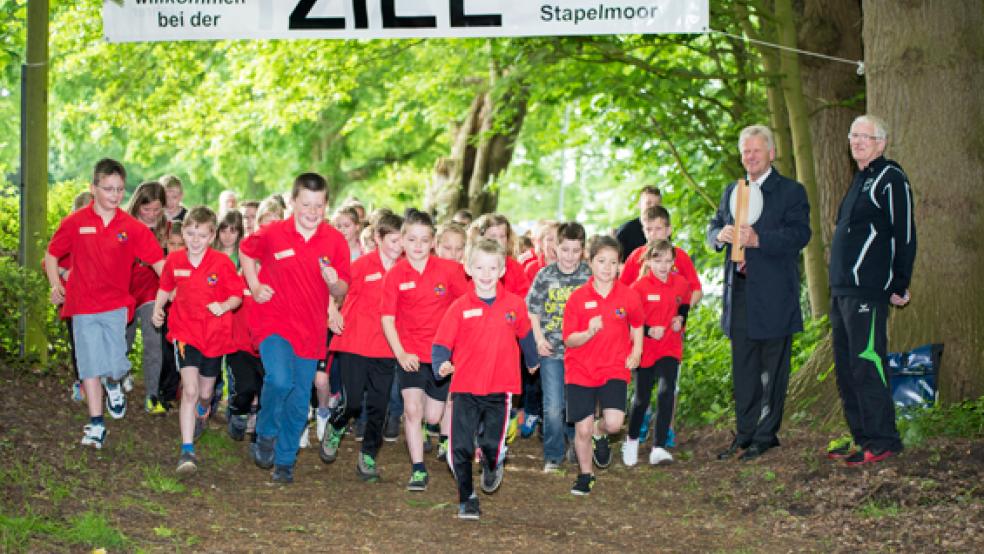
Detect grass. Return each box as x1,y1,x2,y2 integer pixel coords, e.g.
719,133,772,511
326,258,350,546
858,499,901,519
0,510,126,552
141,465,187,494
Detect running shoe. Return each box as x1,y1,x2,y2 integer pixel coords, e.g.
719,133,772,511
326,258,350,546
826,437,855,460
666,427,676,448
227,414,248,442
145,396,166,416
319,425,343,464
649,447,673,465
194,409,209,442
436,438,449,463
457,495,480,520
622,438,639,467
592,435,612,469
80,424,106,449
638,407,652,443
104,379,127,419
271,464,294,484
570,473,596,496
406,470,429,491
357,452,380,481
251,436,275,469
481,462,504,494
519,414,541,439
543,461,562,472
71,380,85,402
316,411,329,442
845,449,898,467
354,418,366,442
299,424,310,448
383,415,400,442
505,412,519,444
122,373,134,393
176,451,198,475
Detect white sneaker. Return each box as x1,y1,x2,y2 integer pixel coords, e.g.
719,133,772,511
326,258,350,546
299,425,310,448
104,379,127,419
622,438,639,467
649,447,673,465
543,461,561,472
122,373,134,393
81,424,106,449
316,412,329,442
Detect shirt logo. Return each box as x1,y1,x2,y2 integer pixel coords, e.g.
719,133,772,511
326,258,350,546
614,307,627,319
504,310,517,324
647,294,660,302
861,178,874,193
858,303,870,314
207,273,218,287
319,256,332,268
173,269,192,278
399,281,416,291
79,226,96,235
434,283,447,297
584,300,597,309
116,231,128,243
274,248,295,260
365,272,382,282
463,308,483,319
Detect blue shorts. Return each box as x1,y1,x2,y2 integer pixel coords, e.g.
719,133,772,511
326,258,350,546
72,307,130,381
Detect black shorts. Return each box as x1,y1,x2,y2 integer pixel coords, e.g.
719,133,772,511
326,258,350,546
398,362,450,402
174,341,223,379
566,379,628,423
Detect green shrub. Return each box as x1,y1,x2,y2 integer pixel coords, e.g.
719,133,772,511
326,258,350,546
898,396,984,447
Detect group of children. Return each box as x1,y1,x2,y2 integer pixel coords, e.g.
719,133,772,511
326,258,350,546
46,159,702,520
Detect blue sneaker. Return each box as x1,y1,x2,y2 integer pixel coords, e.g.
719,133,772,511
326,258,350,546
519,414,541,439
251,435,275,469
666,428,676,449
71,381,84,402
638,407,652,443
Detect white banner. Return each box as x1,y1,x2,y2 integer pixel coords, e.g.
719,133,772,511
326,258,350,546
102,0,708,43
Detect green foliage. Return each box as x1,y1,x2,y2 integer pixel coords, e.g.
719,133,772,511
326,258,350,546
898,396,984,448
140,465,186,495
792,315,829,374
0,510,126,552
677,303,734,426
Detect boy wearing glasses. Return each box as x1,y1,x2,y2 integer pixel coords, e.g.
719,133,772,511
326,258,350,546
44,158,165,449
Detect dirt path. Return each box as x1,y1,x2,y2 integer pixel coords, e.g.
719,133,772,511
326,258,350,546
2,370,982,552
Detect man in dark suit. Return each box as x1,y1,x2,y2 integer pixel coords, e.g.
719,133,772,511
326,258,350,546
706,125,811,461
615,185,661,262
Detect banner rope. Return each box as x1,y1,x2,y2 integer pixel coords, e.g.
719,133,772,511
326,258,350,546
711,29,865,76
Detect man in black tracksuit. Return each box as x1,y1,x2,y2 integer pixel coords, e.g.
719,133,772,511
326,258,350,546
828,115,916,466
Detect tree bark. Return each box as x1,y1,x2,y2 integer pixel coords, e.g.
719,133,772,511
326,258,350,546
863,0,984,401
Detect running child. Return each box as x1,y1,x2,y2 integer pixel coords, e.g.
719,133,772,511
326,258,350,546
161,174,187,222
620,206,702,307
523,220,559,283
432,239,540,520
319,212,405,481
158,222,185,409
624,240,691,466
435,223,467,264
239,173,351,484
562,235,643,495
381,209,469,491
333,206,363,261
151,206,243,474
44,158,165,448
125,181,169,415
526,222,592,471
214,210,244,268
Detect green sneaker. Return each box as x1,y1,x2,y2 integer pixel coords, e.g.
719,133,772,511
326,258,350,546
357,452,379,481
406,469,429,491
319,425,343,464
436,438,449,462
826,436,855,460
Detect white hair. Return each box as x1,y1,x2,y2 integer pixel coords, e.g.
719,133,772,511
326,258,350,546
738,125,776,153
852,114,889,139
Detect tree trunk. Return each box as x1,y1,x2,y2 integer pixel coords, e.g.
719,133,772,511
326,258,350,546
23,0,48,362
863,0,984,401
774,0,830,318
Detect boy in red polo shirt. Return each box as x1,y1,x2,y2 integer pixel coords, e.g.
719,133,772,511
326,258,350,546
318,212,405,481
432,239,540,520
44,158,165,449
152,206,243,474
625,240,691,467
563,235,644,495
620,207,703,307
240,173,351,484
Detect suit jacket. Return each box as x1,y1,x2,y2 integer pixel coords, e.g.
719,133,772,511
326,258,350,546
706,168,811,340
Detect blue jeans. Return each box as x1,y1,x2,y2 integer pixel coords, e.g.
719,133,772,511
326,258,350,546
257,335,318,466
540,357,574,463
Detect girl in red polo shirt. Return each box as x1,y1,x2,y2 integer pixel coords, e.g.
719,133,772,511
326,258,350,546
318,212,404,481
152,207,243,475
381,210,469,491
626,240,691,467
125,181,169,415
562,235,644,495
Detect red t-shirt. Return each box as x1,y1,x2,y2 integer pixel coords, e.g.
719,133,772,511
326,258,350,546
239,217,351,360
562,278,644,386
380,255,468,362
330,250,393,359
230,288,259,356
47,203,164,319
158,248,244,358
620,245,702,295
631,272,691,365
503,256,531,297
434,284,532,395
524,255,544,283
130,261,160,306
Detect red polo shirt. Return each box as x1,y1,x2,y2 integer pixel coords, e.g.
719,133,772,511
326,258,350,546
380,255,468,362
130,261,160,306
239,217,351,360
158,248,244,357
631,272,691,365
47,203,164,319
562,278,644,386
330,250,393,359
433,284,532,395
524,255,545,283
503,256,531,297
230,288,259,356
620,245,702,296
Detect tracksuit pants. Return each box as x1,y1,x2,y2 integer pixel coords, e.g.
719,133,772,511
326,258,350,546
627,357,679,447
831,296,903,453
227,351,264,416
449,392,510,503
329,353,397,458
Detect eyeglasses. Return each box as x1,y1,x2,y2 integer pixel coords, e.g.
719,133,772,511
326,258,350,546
96,185,126,194
847,133,884,142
